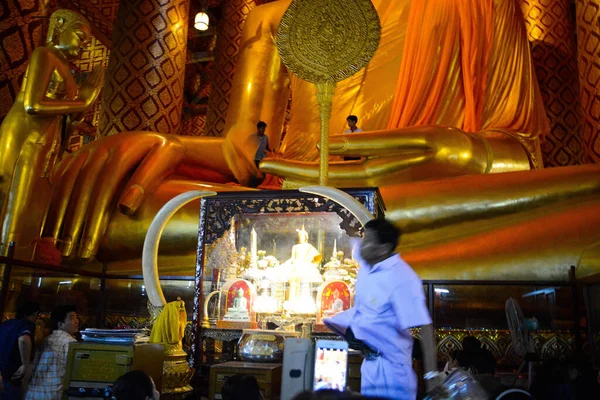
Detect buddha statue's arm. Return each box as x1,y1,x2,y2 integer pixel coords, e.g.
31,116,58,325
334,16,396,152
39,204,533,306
220,0,291,184
22,48,103,115
43,1,291,260
260,127,531,187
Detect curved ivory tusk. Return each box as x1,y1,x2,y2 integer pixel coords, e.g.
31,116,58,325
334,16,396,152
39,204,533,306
299,186,374,226
142,190,217,307
201,290,220,328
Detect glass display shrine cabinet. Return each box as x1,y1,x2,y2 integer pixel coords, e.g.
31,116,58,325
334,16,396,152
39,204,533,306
190,188,384,371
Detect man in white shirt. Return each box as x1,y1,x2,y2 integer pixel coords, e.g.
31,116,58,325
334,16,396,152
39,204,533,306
324,219,437,399
343,115,363,134
25,305,78,400
343,116,363,161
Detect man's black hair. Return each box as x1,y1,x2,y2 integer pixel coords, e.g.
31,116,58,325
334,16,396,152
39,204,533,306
346,115,358,123
16,301,40,319
364,218,400,249
257,121,267,129
51,304,77,330
113,370,154,400
222,374,262,400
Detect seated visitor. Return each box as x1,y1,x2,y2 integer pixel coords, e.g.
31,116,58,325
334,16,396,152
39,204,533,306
444,336,496,376
343,115,363,134
221,374,262,400
444,336,503,398
24,305,79,400
0,301,40,400
112,370,160,400
343,115,362,161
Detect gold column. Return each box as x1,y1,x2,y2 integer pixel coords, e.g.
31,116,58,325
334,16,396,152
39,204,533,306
98,0,190,136
0,1,50,123
576,0,600,163
520,0,584,167
204,0,258,137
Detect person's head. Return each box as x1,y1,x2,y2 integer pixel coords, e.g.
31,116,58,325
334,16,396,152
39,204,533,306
346,115,358,129
16,301,41,322
51,304,79,334
256,121,267,135
221,374,262,400
462,336,482,353
47,9,92,58
360,218,400,265
113,370,159,400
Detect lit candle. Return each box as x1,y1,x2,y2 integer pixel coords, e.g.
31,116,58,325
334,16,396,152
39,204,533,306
250,228,258,267
332,239,337,258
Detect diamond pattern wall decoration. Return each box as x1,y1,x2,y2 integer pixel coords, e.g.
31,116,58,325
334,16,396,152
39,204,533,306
98,0,190,136
0,0,51,125
576,0,600,163
520,0,585,167
203,0,258,137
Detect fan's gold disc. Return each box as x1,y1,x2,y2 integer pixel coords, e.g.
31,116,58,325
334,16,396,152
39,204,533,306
277,0,381,84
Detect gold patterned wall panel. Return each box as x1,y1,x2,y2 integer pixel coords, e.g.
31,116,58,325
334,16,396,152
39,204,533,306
72,36,110,135
576,0,600,163
203,0,258,137
436,329,578,367
0,0,51,125
181,112,207,136
520,0,585,167
98,0,190,136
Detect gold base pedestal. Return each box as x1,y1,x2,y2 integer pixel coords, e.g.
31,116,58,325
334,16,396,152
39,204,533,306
216,320,258,329
161,346,194,397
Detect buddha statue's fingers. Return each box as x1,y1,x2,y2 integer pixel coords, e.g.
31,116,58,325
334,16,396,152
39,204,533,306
45,132,185,260
77,141,182,261
259,153,434,187
117,137,185,215
57,147,111,257
327,129,434,157
44,152,90,240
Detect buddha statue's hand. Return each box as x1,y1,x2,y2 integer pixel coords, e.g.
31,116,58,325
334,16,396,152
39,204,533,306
260,126,530,187
78,65,105,106
44,131,185,260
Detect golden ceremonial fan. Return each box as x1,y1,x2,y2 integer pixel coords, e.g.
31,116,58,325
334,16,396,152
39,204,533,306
277,0,381,185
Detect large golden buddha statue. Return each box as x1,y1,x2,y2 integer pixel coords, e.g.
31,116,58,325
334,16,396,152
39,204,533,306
0,9,103,255
2,1,599,281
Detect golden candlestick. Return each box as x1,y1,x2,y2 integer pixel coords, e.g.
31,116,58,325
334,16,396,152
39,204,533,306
276,0,381,185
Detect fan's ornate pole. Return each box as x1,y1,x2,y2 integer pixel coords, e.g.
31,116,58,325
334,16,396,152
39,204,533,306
315,81,336,185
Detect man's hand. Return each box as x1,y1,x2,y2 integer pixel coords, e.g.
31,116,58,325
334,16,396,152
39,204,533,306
11,365,27,380
424,371,444,393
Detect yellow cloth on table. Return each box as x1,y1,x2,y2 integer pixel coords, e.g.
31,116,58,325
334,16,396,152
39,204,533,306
149,300,186,345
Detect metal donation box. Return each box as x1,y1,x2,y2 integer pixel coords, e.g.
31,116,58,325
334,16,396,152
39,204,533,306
63,342,164,399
